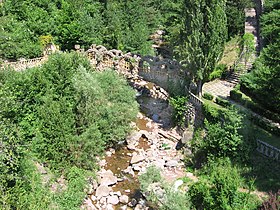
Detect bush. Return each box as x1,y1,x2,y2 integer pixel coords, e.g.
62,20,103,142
201,104,246,160
0,52,138,170
139,166,190,210
208,64,227,81
258,190,280,210
0,118,24,209
169,96,189,126
202,102,221,123
215,97,231,107
230,89,242,102
203,92,214,101
189,158,259,210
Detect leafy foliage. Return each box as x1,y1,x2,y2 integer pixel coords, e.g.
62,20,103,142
0,52,138,171
176,0,227,96
169,96,189,126
240,2,280,114
189,158,259,210
139,166,190,210
258,190,280,209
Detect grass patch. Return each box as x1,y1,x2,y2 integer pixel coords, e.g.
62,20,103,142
252,125,280,148
239,152,280,192
219,36,241,68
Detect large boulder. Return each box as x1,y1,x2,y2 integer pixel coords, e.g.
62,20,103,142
95,185,111,199
119,195,129,204
107,195,119,205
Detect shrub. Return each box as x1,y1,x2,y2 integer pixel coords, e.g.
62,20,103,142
258,190,280,210
202,102,221,123
0,52,138,170
215,97,231,107
189,158,259,210
230,89,242,102
203,92,214,101
0,118,24,209
202,105,246,160
139,166,190,210
169,96,189,126
208,64,227,81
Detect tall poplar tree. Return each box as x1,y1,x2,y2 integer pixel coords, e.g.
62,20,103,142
177,0,227,97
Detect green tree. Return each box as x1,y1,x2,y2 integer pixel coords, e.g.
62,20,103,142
177,0,227,97
242,33,255,68
240,2,280,113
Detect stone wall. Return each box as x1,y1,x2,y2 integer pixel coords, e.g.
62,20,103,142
138,55,186,91
1,45,188,92
86,45,140,77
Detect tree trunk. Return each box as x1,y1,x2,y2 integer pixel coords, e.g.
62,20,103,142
197,80,203,98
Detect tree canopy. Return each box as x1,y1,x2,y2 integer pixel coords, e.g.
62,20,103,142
176,0,227,96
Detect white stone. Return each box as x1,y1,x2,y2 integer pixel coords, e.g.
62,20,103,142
133,165,141,171
124,189,131,193
99,196,107,204
90,195,97,201
130,154,145,164
173,180,184,191
165,159,178,167
127,144,136,150
115,191,122,197
95,185,111,198
106,204,114,210
119,195,129,204
119,205,128,210
107,195,119,205
99,170,118,186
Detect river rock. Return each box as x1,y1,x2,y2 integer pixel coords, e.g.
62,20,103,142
152,114,159,122
115,191,122,197
153,159,165,169
181,130,193,144
107,195,119,205
126,131,142,145
90,195,97,202
173,180,184,191
119,195,129,204
128,198,138,207
100,174,118,186
130,154,145,164
133,165,142,171
135,204,145,210
95,185,111,198
119,205,128,210
127,144,136,150
106,204,114,210
165,159,178,167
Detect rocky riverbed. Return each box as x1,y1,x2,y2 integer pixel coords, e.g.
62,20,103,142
81,79,197,210
82,111,195,210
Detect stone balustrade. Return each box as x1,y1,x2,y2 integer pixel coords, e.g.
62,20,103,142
1,57,47,71
188,91,204,107
256,139,280,161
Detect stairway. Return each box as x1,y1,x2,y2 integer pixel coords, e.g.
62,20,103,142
226,58,254,85
226,7,259,86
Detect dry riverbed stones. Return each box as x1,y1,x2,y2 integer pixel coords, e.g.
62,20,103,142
81,114,190,210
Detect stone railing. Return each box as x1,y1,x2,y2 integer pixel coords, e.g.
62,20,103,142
188,91,204,107
256,139,280,161
1,57,47,71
